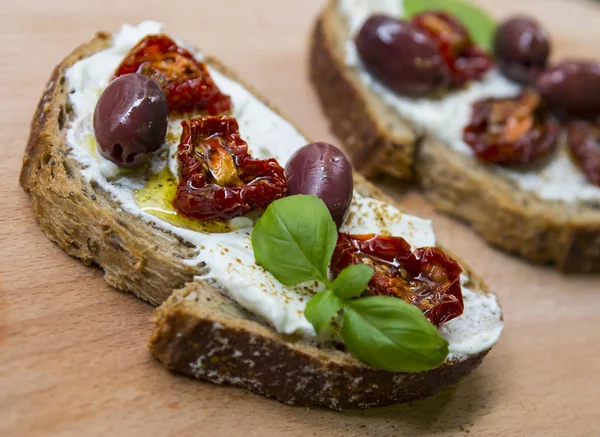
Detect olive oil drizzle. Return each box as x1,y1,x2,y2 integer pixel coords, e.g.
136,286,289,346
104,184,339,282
87,133,249,234
134,167,233,234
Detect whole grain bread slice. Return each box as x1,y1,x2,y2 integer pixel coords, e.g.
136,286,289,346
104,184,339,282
21,30,497,410
310,0,600,272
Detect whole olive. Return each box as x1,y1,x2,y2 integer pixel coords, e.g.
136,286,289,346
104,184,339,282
494,17,550,84
285,142,353,228
536,61,600,119
355,15,450,97
94,73,169,167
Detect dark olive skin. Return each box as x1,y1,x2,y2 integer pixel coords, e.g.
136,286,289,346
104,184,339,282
94,73,169,167
536,61,600,119
356,15,450,97
285,142,353,228
494,17,551,84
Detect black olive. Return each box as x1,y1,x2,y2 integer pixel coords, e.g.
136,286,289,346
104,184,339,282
356,15,450,97
536,61,600,119
285,142,353,228
93,73,168,167
495,17,550,84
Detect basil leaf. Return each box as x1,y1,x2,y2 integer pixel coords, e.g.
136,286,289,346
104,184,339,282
403,0,496,51
252,195,337,286
343,296,449,372
331,264,373,300
304,290,344,334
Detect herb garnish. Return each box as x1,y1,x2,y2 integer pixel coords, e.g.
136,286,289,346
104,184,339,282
252,195,449,372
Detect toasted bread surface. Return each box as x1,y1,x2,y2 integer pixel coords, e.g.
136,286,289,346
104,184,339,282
21,29,498,410
309,0,600,272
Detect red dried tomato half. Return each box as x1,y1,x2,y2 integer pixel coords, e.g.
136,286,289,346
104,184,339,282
114,34,232,115
331,233,464,327
173,116,287,221
568,120,600,186
412,12,493,87
463,90,560,165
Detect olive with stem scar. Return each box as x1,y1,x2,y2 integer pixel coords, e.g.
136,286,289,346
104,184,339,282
94,73,169,167
285,143,353,229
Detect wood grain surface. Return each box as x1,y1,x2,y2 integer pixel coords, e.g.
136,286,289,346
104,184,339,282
2,0,600,436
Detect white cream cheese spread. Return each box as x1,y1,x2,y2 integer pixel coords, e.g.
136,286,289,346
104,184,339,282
65,21,502,359
339,0,600,204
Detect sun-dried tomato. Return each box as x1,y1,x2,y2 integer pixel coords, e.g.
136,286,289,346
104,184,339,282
568,120,600,186
173,116,287,221
114,34,231,115
412,11,492,87
331,233,464,327
463,90,560,165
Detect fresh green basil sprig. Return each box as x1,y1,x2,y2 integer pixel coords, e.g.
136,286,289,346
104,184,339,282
404,0,497,51
251,195,449,373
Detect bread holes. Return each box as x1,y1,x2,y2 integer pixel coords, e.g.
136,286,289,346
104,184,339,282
86,238,99,255
109,233,124,251
39,152,51,169
61,160,74,179
89,182,103,201
58,106,66,131
98,215,112,233
115,219,129,231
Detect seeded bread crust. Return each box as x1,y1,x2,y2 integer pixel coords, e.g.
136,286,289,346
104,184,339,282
310,0,600,272
21,31,497,410
150,282,488,410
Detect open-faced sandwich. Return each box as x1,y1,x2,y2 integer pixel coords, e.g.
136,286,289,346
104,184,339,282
20,22,503,410
310,0,600,272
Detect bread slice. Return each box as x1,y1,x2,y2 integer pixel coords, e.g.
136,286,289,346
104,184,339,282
310,0,600,273
21,27,500,410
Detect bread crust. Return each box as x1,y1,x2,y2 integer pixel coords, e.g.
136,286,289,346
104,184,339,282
20,33,199,305
309,0,600,272
21,30,498,410
418,138,600,272
150,284,488,410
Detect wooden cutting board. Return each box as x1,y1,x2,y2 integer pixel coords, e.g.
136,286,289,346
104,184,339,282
2,0,600,435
